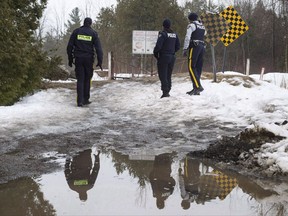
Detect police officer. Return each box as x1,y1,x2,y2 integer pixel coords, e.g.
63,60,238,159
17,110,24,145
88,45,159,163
153,19,180,98
149,153,176,209
67,17,103,107
183,13,206,96
65,149,100,201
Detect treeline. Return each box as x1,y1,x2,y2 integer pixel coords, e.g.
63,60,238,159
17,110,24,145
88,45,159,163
45,0,288,74
1,0,287,105
95,0,288,74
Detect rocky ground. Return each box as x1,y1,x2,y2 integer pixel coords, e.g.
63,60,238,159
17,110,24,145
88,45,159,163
189,121,288,181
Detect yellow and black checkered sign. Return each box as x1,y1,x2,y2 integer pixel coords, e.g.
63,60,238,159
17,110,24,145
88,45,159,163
200,12,230,47
220,6,249,46
198,169,238,202
212,170,238,200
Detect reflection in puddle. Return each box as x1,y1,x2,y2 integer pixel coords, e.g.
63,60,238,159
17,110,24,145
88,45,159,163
64,149,100,201
0,177,56,216
179,158,239,208
0,148,287,215
149,153,176,209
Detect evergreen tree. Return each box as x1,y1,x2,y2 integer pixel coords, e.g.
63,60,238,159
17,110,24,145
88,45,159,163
105,0,186,73
99,0,186,57
93,7,117,67
182,0,209,16
95,7,117,57
43,7,82,66
65,7,82,36
60,7,82,64
0,0,48,106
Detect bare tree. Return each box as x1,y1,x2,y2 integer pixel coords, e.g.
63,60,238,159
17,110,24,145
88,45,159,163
35,13,48,42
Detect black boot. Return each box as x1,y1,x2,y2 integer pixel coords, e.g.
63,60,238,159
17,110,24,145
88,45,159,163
161,91,170,98
191,89,200,95
189,88,200,95
186,89,195,95
83,100,92,105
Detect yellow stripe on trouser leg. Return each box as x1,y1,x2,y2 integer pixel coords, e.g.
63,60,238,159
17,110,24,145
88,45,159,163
185,157,188,177
188,48,200,88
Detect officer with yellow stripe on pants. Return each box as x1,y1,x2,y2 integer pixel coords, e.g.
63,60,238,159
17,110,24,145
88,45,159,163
67,17,103,107
183,13,206,96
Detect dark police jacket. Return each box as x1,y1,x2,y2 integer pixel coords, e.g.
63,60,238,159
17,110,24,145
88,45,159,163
67,26,103,64
153,28,180,58
189,21,205,48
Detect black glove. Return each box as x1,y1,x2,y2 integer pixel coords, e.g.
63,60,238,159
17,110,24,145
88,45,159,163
96,62,103,71
153,52,159,60
183,49,188,57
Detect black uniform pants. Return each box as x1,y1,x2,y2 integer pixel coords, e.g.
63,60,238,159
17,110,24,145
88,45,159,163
157,54,176,93
188,44,205,89
75,57,94,105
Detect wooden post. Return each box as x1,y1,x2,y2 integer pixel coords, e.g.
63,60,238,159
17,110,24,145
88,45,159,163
140,54,144,75
245,58,250,76
151,55,153,76
108,52,112,80
260,67,265,80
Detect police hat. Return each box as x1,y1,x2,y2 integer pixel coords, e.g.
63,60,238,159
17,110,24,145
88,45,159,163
162,18,171,28
188,13,198,21
84,17,92,26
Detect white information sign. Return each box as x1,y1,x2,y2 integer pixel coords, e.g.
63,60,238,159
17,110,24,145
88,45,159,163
132,30,158,54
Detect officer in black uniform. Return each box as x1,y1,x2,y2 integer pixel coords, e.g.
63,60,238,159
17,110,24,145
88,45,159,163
153,19,180,98
149,153,176,209
65,149,100,201
67,17,103,107
183,13,206,96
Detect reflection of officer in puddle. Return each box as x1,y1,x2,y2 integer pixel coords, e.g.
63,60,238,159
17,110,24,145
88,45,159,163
178,157,201,209
149,153,176,209
65,149,100,201
179,157,238,206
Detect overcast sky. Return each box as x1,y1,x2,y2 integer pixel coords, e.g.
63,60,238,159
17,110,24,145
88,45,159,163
44,0,116,32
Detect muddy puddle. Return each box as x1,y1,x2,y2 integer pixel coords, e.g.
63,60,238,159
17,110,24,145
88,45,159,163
0,147,287,216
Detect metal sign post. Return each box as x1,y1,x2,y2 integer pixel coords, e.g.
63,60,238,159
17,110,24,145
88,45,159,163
210,44,217,82
222,47,227,73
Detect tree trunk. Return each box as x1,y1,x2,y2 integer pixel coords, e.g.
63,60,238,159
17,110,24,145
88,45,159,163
271,0,276,70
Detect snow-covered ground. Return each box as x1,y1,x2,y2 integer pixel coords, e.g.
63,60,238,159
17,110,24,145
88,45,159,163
1,71,288,174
